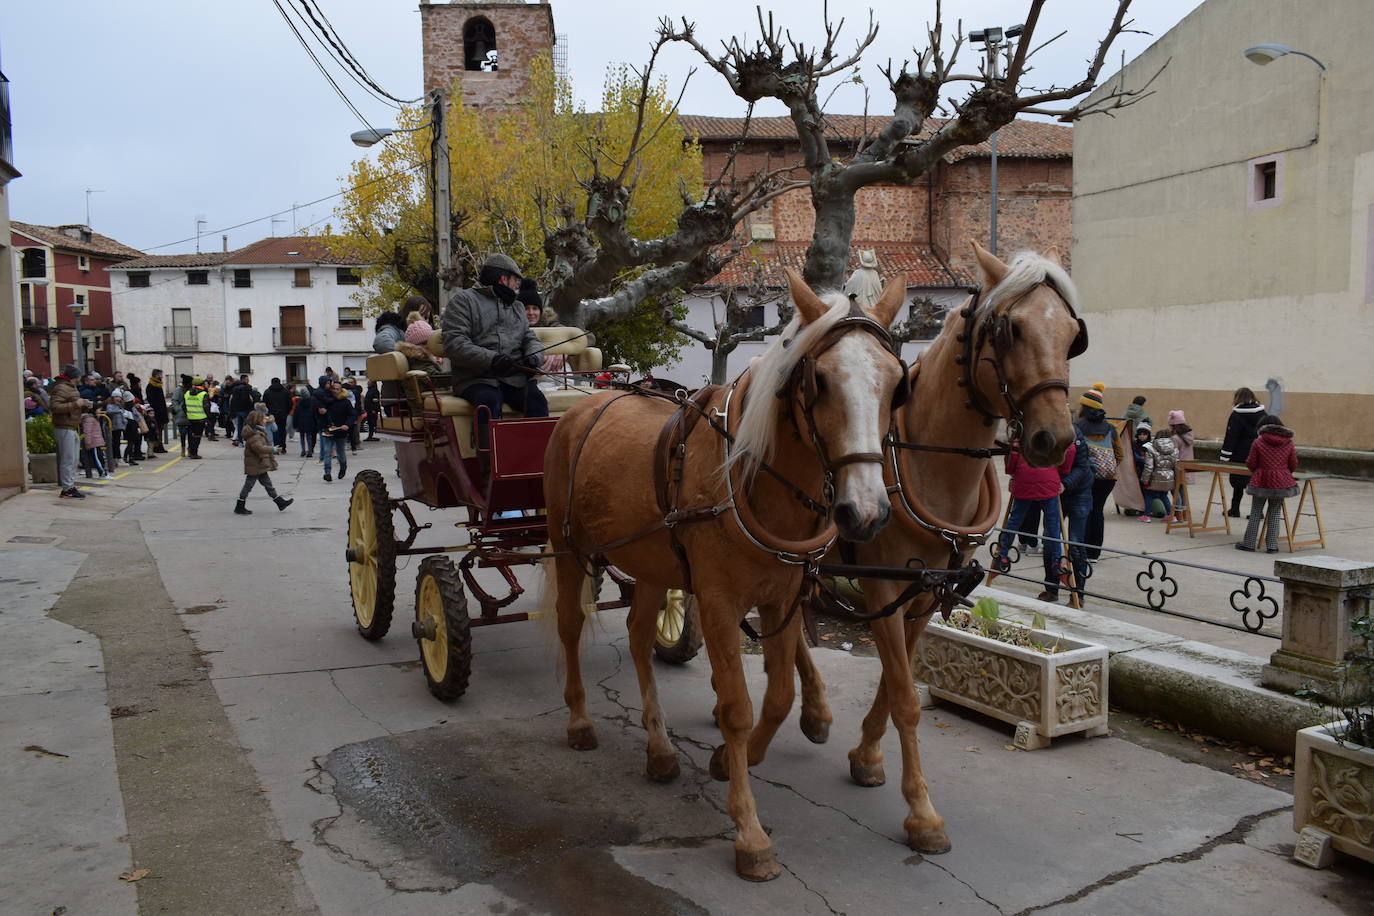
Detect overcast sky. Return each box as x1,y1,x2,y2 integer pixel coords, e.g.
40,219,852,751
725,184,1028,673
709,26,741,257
5,0,1203,255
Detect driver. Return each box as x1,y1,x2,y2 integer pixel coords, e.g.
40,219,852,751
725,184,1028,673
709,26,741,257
440,253,548,446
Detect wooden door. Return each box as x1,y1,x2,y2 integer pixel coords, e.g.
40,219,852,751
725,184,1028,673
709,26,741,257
279,305,306,347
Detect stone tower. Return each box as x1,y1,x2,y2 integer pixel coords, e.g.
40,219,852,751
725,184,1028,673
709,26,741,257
420,1,556,112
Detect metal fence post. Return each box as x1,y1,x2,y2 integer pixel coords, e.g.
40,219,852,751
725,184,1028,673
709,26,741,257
1262,557,1374,699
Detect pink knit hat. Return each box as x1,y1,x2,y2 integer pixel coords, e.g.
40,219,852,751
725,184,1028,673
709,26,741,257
1167,409,1186,425
405,319,435,345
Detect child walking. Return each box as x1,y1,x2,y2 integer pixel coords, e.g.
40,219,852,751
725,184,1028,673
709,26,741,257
235,410,294,515
1138,428,1180,521
1237,415,1298,553
993,437,1076,603
80,406,113,480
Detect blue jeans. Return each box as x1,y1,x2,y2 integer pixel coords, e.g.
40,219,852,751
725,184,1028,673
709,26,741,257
998,496,1063,594
1143,489,1172,517
1062,487,1092,590
320,434,347,474
234,411,250,442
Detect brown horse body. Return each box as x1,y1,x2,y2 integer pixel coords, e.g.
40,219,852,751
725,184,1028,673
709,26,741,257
544,271,906,880
785,243,1084,853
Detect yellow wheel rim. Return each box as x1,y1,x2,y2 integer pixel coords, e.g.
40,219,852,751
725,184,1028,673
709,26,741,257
417,574,449,682
657,589,686,646
348,487,377,627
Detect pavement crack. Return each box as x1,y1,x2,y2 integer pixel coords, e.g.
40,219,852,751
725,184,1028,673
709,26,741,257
327,670,394,736
1010,804,1292,916
778,857,843,915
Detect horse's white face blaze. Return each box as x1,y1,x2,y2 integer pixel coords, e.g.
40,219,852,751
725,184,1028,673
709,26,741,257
815,332,900,542
1001,284,1077,467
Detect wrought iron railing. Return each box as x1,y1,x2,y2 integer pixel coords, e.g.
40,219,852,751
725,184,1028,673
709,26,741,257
986,526,1283,639
273,326,313,349
164,326,198,349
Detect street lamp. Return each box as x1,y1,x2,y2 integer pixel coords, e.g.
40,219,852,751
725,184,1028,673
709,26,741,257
349,90,452,312
68,300,89,376
969,23,1024,256
1243,44,1327,71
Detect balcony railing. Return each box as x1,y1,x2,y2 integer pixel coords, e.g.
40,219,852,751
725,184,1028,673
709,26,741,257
164,326,199,349
273,326,313,349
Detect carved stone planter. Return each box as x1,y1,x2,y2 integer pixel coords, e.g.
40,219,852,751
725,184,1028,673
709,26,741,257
1292,723,1374,868
28,452,57,484
913,620,1109,750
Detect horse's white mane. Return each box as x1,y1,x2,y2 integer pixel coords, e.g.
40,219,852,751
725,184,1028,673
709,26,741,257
726,291,853,480
980,251,1079,315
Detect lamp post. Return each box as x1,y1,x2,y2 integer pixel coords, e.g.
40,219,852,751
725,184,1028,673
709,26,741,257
969,23,1024,256
1243,43,1327,144
68,300,89,376
350,89,451,311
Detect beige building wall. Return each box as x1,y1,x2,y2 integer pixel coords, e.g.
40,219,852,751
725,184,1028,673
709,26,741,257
0,181,22,492
1071,0,1374,449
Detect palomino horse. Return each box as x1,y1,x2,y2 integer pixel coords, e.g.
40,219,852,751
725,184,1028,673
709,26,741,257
776,243,1085,854
544,269,907,881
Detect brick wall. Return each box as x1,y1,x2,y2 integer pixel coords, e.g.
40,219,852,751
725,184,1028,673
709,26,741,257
421,2,555,111
937,158,1073,271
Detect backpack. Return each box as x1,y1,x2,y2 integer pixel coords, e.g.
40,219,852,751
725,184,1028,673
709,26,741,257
1083,432,1117,480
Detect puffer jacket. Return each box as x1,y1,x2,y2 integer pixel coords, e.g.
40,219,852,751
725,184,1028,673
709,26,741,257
440,285,542,395
1060,427,1094,495
1005,444,1076,500
1124,402,1151,429
49,377,88,431
1140,437,1180,492
1220,402,1265,464
1246,424,1298,496
242,424,278,476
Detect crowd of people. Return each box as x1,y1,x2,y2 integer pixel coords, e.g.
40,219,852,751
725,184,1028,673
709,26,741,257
995,384,1300,604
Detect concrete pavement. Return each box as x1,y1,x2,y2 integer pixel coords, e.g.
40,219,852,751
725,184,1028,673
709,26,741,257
2,435,1371,913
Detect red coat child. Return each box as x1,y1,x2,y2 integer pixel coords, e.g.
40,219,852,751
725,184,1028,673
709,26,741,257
1245,421,1298,497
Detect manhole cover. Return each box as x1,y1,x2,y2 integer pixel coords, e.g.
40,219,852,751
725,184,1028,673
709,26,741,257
7,535,58,544
271,527,331,536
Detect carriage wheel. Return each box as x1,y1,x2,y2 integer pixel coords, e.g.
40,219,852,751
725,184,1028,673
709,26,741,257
413,555,472,702
347,470,397,640
653,589,703,665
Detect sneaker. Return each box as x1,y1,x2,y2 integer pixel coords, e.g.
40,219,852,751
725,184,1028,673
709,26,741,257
1036,590,1060,603
102,473,115,480
1138,515,1151,523
338,466,348,479
1235,543,1255,552
60,488,86,499
323,473,332,482
1023,545,1042,556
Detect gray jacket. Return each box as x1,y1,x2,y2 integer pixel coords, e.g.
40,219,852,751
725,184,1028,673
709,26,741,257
440,285,541,394
372,324,404,354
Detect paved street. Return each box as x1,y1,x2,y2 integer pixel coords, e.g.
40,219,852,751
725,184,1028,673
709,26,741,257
3,437,1372,914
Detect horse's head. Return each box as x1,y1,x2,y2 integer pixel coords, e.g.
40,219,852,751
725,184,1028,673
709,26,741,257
967,242,1086,467
781,268,908,542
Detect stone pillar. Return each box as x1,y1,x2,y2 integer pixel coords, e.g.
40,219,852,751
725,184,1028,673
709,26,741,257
1262,557,1374,698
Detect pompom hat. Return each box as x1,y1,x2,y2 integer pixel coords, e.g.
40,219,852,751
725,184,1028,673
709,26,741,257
1167,409,1187,425
1079,382,1106,409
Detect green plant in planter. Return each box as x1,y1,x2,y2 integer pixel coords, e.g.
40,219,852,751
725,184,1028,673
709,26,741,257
25,415,56,454
1300,612,1373,747
945,599,1064,655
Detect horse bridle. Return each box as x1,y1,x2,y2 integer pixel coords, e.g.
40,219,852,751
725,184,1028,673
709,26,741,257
955,277,1088,439
777,300,911,504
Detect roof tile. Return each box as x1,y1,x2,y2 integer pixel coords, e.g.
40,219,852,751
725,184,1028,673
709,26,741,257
12,221,143,259
112,236,365,270
708,242,974,289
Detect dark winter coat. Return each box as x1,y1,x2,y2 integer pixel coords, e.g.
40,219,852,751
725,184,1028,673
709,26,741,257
318,391,356,438
1060,427,1094,495
1220,402,1265,465
440,285,542,394
146,377,169,425
1246,424,1298,497
263,382,292,420
242,424,278,476
291,389,319,433
228,381,259,414
1074,408,1124,480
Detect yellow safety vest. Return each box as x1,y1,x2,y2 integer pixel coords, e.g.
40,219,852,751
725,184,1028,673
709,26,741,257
184,389,208,421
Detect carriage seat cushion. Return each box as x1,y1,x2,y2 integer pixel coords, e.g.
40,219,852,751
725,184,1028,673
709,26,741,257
365,351,410,381
422,386,596,418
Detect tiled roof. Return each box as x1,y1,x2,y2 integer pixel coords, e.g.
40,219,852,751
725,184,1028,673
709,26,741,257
707,242,974,289
679,115,1071,160
12,222,143,259
112,236,365,271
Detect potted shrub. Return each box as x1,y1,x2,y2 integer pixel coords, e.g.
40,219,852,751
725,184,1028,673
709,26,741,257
25,415,58,484
1293,612,1374,868
913,598,1110,750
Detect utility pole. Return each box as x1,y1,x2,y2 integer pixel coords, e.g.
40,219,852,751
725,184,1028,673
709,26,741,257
431,89,452,311
195,217,207,254
84,189,104,227
970,24,1023,256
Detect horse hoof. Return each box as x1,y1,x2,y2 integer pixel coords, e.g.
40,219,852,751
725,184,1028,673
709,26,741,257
800,714,830,745
646,752,680,783
908,827,952,855
709,745,730,782
735,847,782,882
567,725,598,751
849,759,886,787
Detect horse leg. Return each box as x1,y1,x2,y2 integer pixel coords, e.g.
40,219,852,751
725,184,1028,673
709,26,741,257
701,600,780,882
745,602,801,767
625,582,679,782
866,585,950,854
793,637,832,744
555,556,598,751
847,594,934,787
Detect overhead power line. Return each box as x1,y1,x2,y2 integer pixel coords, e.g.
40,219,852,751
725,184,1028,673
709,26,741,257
137,162,425,252
271,0,379,130
296,0,423,105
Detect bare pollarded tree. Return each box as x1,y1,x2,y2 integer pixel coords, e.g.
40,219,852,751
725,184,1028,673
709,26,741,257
549,0,1157,329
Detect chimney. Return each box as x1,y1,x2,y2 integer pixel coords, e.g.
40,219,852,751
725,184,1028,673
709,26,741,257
222,234,229,252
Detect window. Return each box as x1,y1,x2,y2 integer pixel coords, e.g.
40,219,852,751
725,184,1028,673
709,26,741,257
238,309,253,328
237,355,253,375
233,268,252,288
336,267,361,286
77,255,90,271
1247,153,1284,210
338,306,364,328
19,283,30,308
464,17,497,71
21,248,45,279
74,293,86,306
129,272,151,288
293,268,312,288
173,356,195,381
187,270,209,285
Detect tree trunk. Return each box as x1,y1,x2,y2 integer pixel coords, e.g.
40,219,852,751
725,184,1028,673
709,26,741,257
710,347,733,386
804,177,858,291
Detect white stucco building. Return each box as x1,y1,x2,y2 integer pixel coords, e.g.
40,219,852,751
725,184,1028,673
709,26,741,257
109,237,375,385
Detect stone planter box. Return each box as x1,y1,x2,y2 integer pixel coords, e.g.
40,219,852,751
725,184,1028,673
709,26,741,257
913,619,1109,750
28,452,57,484
1292,722,1374,867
